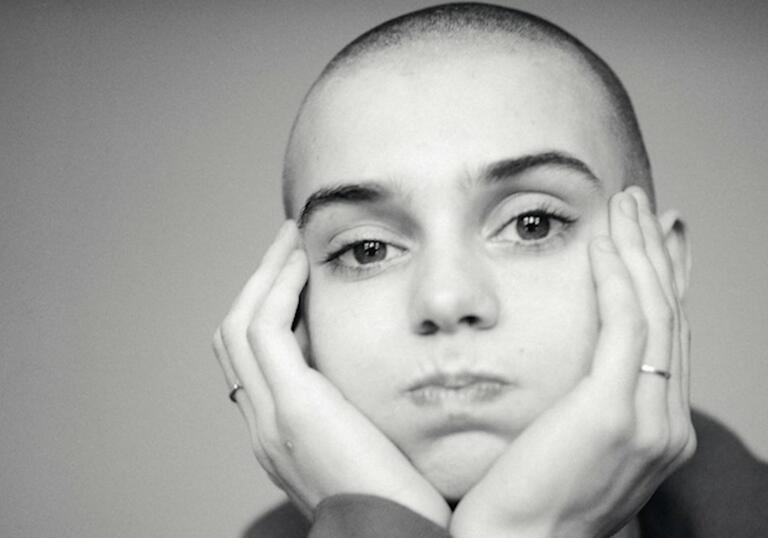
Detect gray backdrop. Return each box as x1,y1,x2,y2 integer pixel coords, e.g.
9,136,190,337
2,1,767,537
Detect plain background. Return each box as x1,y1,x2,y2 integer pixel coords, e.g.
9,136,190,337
2,1,767,537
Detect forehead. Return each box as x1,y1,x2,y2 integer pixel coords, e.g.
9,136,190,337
288,43,624,207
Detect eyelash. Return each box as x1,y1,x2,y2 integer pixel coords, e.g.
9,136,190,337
494,201,578,251
322,237,407,277
321,202,579,277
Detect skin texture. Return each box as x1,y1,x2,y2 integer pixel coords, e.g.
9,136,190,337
213,41,695,537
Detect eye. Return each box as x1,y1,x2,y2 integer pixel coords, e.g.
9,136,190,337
348,240,388,264
328,239,407,273
495,208,576,246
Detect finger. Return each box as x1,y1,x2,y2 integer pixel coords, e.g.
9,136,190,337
247,248,310,402
669,308,693,459
216,327,287,491
221,221,301,419
680,310,692,406
227,220,300,318
626,187,676,307
625,188,694,465
610,192,677,467
225,336,315,517
632,196,684,409
213,327,240,391
588,235,646,399
623,190,681,390
222,323,275,423
610,193,673,410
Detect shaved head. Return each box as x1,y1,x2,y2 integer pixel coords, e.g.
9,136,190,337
277,4,680,500
283,2,653,216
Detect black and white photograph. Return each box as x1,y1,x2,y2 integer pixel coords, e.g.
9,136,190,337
2,2,767,537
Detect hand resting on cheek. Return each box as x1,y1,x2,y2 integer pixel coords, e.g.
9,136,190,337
212,221,452,528
212,188,695,538
450,187,695,538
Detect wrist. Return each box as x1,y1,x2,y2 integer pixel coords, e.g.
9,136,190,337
450,516,555,538
450,501,593,538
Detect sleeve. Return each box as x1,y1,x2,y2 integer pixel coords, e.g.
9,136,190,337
309,494,452,538
639,410,768,538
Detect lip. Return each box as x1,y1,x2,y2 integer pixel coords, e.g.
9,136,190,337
405,371,512,405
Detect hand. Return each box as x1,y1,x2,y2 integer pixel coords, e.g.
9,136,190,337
212,221,451,526
451,188,695,538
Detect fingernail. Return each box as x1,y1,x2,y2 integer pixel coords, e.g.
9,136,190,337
594,236,615,253
619,194,637,220
626,187,649,212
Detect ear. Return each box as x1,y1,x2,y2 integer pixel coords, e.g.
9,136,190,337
658,210,691,302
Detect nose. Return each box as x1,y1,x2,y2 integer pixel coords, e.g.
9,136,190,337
409,247,499,335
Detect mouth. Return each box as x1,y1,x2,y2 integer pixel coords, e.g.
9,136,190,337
405,372,512,406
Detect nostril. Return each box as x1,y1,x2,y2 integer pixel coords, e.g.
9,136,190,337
461,315,481,326
418,320,439,335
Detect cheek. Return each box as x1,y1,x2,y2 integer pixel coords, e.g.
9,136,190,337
304,271,406,404
498,248,599,398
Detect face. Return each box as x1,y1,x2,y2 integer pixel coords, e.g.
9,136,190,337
288,44,628,499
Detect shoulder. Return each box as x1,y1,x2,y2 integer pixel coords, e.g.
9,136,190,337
243,501,309,538
641,409,768,537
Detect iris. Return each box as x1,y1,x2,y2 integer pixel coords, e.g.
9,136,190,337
517,212,550,240
352,240,387,264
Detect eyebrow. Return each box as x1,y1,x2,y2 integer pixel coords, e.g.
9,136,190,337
297,151,600,228
482,151,600,186
298,183,389,229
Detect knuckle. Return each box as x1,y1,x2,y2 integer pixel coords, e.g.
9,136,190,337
211,328,223,355
666,422,688,453
593,405,635,444
634,424,671,460
246,316,272,347
245,318,262,342
221,314,245,343
274,400,309,434
249,307,280,334
681,427,698,461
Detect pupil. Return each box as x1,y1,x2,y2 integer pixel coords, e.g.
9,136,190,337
516,213,550,240
353,240,386,264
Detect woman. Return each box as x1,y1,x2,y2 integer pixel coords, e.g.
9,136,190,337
213,4,768,536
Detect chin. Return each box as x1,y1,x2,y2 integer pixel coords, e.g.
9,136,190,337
409,430,510,502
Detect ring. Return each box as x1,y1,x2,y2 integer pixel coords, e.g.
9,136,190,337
229,383,243,403
640,364,671,380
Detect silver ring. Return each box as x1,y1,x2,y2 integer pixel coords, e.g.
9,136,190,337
640,364,671,380
229,383,243,403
